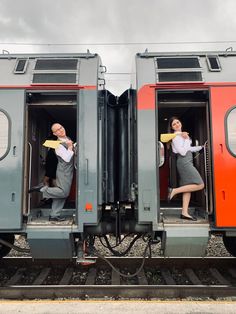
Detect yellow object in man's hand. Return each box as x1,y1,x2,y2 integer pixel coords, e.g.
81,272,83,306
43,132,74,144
43,140,62,149
160,133,177,143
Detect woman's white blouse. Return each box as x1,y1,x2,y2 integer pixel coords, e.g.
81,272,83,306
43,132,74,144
171,134,202,156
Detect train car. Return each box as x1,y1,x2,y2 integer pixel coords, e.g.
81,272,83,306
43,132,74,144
0,52,118,259
1,50,236,260
128,50,236,257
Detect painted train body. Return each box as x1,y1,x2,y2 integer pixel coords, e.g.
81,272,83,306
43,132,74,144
0,51,236,259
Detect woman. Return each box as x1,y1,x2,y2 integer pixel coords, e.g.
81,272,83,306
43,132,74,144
168,116,204,221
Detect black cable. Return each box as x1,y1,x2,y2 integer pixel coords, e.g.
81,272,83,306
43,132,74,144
0,239,30,253
93,240,151,278
102,234,142,256
98,233,133,249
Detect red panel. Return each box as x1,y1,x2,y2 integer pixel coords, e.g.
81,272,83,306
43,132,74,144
137,85,156,110
211,86,236,227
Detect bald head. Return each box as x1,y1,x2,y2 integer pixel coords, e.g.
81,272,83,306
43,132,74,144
51,123,66,138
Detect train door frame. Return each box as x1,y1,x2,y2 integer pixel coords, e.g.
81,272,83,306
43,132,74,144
156,88,212,219
25,91,78,223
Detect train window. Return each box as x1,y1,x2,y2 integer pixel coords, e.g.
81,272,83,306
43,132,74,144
32,58,79,84
155,56,203,82
226,107,236,156
158,72,202,82
35,59,78,70
156,57,201,69
14,58,28,74
206,55,221,72
32,73,77,84
0,110,10,160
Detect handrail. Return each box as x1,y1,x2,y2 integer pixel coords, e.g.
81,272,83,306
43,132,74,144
27,142,32,215
158,141,165,167
203,141,209,213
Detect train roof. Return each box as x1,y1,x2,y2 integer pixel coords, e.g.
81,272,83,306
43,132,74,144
0,52,98,59
136,50,236,57
0,52,103,88
134,50,236,88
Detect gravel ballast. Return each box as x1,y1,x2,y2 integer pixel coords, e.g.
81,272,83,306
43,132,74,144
8,234,231,257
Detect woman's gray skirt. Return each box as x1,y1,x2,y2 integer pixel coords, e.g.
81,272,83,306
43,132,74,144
176,151,204,186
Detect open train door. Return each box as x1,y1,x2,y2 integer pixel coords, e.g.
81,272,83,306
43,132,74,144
0,90,25,229
211,86,236,228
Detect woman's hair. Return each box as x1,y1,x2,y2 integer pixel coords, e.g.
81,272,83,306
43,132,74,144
168,116,180,133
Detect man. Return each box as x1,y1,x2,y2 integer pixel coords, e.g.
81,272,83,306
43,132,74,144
29,123,74,222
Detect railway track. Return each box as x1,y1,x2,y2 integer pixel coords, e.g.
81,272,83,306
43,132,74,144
0,257,235,299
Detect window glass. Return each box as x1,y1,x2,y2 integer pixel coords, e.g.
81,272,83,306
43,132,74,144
158,72,202,82
156,57,200,69
33,73,77,84
227,108,236,155
35,59,78,70
0,111,9,159
14,58,28,73
206,56,221,71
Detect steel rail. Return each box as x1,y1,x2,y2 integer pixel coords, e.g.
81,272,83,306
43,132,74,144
0,285,236,300
0,257,235,300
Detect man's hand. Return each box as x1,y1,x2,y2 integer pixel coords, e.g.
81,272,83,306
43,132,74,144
43,176,50,186
66,140,74,150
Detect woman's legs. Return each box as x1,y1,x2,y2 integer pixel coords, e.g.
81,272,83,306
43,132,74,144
170,183,204,200
169,183,204,218
182,192,191,216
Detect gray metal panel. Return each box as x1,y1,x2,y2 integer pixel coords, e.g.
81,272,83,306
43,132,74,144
137,109,158,226
164,225,209,257
78,57,99,86
136,56,156,89
0,59,35,85
27,228,74,259
77,90,100,231
0,90,25,229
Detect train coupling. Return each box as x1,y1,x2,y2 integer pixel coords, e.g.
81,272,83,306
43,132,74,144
76,240,96,265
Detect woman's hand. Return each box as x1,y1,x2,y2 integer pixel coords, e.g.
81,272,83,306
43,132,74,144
202,141,208,149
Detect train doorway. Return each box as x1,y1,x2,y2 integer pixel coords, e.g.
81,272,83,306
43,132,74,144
157,89,212,221
24,92,77,224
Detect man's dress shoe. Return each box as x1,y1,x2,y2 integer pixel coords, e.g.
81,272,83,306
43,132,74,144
28,183,44,193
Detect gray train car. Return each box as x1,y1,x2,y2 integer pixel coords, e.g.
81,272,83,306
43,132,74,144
1,50,236,260
123,51,236,256
0,52,117,259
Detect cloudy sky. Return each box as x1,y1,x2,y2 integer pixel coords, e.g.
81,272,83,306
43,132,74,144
0,0,236,94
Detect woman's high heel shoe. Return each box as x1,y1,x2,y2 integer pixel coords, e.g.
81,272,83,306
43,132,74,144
180,214,197,221
167,187,173,203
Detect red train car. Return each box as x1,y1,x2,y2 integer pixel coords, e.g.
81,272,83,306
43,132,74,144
133,51,236,256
